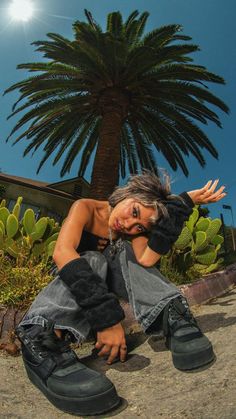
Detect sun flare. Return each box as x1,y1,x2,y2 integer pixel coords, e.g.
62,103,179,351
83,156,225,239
9,0,34,22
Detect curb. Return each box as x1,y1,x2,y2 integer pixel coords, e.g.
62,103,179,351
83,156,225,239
179,263,236,305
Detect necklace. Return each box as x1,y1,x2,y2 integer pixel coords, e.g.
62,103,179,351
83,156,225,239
107,205,115,256
108,226,124,258
107,205,113,246
108,227,114,247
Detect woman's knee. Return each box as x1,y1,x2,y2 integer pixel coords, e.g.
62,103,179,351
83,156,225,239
80,251,108,279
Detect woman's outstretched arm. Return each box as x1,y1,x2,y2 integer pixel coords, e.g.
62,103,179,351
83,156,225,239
131,179,226,267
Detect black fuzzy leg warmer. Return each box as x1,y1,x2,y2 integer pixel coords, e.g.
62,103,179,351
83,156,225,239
59,258,125,332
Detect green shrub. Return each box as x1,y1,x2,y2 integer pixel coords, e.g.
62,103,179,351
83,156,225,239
0,256,52,308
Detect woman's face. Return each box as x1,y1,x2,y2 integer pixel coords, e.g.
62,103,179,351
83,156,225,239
109,198,157,235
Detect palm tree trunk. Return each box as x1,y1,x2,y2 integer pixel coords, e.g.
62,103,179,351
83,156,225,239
89,88,130,199
89,111,122,199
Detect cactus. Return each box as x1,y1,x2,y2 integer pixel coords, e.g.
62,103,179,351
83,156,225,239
194,231,207,252
0,199,6,208
0,229,3,247
162,206,224,281
6,241,19,258
195,247,217,265
0,197,61,265
30,217,48,242
47,241,56,257
16,197,23,205
211,235,224,246
205,219,221,241
45,232,59,246
0,207,10,226
6,214,19,239
13,203,21,219
186,208,199,233
23,209,35,235
195,217,210,232
174,227,192,250
0,220,5,234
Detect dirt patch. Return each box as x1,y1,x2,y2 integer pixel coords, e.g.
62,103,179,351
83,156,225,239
1,288,236,418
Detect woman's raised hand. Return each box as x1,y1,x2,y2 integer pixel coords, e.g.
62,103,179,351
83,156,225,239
187,180,226,205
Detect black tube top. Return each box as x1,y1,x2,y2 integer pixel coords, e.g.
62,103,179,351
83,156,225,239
76,230,110,253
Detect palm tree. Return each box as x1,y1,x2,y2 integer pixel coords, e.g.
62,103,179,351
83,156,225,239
5,10,229,199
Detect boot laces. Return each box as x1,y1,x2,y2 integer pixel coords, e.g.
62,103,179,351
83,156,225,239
163,296,198,336
169,297,194,323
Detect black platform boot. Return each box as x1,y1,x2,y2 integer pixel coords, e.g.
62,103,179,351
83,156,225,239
16,322,120,416
163,296,215,370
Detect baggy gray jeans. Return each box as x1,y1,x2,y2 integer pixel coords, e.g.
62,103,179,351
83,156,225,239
19,241,181,342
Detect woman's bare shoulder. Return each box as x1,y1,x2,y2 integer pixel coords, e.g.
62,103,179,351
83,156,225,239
80,199,107,206
72,198,104,208
68,199,107,223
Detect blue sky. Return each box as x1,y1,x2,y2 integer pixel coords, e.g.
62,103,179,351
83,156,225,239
0,0,235,223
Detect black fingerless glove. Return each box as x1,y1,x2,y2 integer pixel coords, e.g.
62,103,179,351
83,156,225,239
59,258,125,332
147,192,194,255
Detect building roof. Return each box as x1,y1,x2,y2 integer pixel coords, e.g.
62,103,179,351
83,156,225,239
0,173,75,200
0,173,48,188
49,176,90,188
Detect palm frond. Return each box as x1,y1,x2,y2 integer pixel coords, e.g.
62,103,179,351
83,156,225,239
78,119,101,177
60,116,96,176
84,9,102,32
143,24,183,47
107,11,123,38
120,123,139,175
124,10,139,29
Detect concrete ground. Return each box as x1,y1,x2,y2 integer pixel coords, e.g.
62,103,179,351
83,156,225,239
1,287,236,419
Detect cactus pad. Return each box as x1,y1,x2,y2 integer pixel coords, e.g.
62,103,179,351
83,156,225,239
175,227,192,250
186,207,199,232
6,214,19,239
205,219,221,241
196,248,217,265
195,231,208,251
196,217,210,232
23,209,36,235
0,207,10,226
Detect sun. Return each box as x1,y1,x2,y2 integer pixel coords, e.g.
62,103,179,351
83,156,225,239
9,0,34,22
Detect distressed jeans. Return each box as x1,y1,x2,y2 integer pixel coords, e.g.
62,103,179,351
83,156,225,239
19,241,181,341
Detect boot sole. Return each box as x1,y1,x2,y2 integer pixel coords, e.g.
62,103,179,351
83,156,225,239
24,360,121,415
172,342,215,370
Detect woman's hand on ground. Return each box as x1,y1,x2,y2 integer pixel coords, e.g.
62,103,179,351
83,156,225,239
187,180,226,205
95,322,127,364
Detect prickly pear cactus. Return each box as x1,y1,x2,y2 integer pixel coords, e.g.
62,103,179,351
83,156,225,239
0,198,6,208
0,197,61,265
161,206,224,281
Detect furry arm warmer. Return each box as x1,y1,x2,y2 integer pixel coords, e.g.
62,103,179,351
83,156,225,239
59,258,125,332
147,192,194,255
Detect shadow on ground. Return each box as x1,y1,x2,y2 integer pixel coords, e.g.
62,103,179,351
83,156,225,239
81,332,150,374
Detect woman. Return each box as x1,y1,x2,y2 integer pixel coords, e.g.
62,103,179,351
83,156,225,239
16,171,225,416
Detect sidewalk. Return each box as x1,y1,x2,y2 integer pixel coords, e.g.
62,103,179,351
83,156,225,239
1,287,236,419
